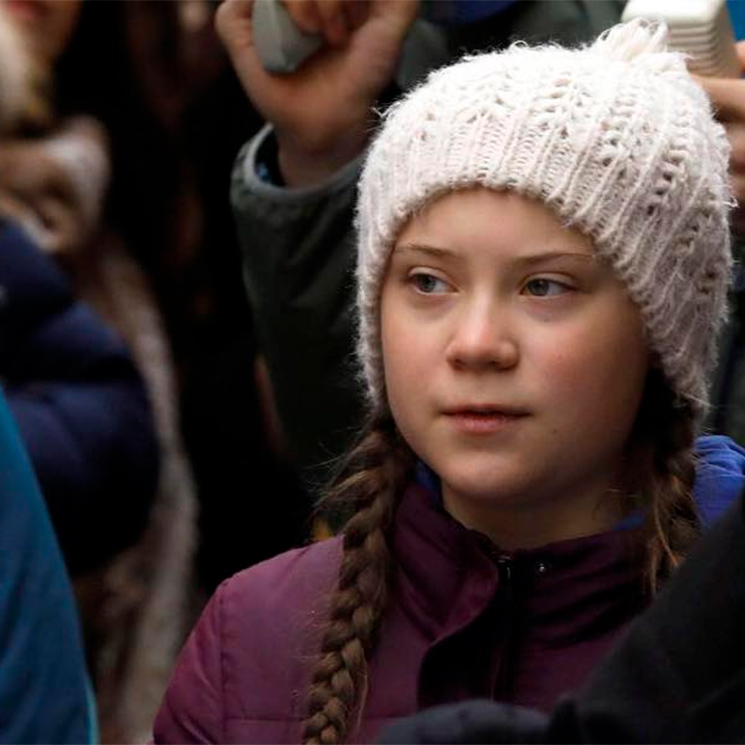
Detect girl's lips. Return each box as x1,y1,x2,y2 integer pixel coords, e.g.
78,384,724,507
444,409,529,435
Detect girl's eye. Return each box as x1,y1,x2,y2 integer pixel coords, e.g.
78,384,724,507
410,272,451,294
523,278,572,297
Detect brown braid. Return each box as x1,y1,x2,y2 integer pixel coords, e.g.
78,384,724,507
302,413,414,745
626,369,699,592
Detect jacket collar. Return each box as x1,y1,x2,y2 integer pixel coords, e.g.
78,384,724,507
389,434,745,646
390,476,647,645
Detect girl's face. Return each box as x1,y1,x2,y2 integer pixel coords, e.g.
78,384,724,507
380,188,650,549
1,0,82,65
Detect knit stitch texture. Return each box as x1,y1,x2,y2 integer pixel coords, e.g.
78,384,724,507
356,20,734,416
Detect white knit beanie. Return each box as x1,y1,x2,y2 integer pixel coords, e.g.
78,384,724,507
356,20,734,417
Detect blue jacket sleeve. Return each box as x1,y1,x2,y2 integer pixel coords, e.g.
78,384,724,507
0,385,94,743
0,219,159,574
693,434,745,527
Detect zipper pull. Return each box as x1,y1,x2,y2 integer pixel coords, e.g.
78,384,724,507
496,554,513,583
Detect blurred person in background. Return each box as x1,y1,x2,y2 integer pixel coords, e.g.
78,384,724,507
0,384,96,744
44,0,310,594
0,0,158,579
0,2,194,740
695,35,745,447
116,0,310,593
0,16,95,742
2,2,314,737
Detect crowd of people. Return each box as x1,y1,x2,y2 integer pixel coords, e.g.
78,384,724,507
1,1,745,743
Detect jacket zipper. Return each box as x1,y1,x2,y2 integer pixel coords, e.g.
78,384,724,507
493,553,517,698
496,554,513,584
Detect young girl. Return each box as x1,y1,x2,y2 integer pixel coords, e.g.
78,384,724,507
154,19,745,745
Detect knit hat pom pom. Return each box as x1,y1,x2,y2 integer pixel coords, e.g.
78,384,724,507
592,18,688,75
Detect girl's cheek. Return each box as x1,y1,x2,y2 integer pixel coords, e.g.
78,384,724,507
530,325,615,389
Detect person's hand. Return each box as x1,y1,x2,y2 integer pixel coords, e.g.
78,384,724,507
695,41,745,233
215,0,419,186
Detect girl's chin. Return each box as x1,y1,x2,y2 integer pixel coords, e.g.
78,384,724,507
440,473,538,508
436,455,538,501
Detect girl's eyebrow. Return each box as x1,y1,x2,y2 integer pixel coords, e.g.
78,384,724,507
516,251,597,266
393,243,456,259
393,243,596,265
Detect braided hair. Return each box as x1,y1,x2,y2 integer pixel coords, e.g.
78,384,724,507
302,412,413,744
626,368,699,591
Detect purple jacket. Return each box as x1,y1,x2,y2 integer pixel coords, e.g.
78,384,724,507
154,482,649,743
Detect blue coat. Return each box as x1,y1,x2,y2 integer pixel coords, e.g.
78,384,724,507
0,219,159,574
0,386,94,743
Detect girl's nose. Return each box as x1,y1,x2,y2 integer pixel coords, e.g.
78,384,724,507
446,303,519,371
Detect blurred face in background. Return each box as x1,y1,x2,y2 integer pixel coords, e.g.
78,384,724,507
1,0,83,65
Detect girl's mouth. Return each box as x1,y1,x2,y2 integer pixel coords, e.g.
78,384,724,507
444,406,529,435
